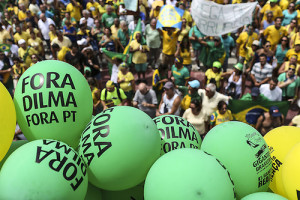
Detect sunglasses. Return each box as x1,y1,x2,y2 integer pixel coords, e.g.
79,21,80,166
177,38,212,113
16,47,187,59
289,68,296,71
266,45,271,47
282,39,288,42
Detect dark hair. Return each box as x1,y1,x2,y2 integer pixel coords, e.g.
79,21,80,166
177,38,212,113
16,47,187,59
275,17,282,22
180,36,190,52
191,98,202,107
158,63,168,73
87,77,96,86
259,53,267,59
175,56,183,63
51,43,60,49
270,77,278,84
217,101,227,111
279,36,289,45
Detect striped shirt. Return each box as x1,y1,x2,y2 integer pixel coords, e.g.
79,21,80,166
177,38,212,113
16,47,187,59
251,63,273,83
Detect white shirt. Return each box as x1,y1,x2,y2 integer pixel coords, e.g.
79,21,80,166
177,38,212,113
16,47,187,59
128,21,145,33
259,84,282,101
166,0,176,6
38,18,55,40
80,17,94,29
110,64,119,84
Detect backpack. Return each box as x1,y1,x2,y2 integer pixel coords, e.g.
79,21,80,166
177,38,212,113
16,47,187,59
104,87,123,103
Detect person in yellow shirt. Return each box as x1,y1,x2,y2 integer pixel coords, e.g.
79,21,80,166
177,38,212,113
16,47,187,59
66,0,82,22
210,101,233,129
158,27,182,68
86,0,100,18
179,36,192,72
260,0,283,22
28,31,44,58
98,0,107,16
205,61,223,91
179,3,193,27
11,57,26,89
117,62,135,105
110,18,120,40
263,17,287,50
129,32,149,80
18,3,28,22
278,55,300,75
236,24,258,64
149,1,163,18
14,26,30,45
178,18,190,42
0,23,11,44
139,0,149,17
17,39,38,68
285,43,300,64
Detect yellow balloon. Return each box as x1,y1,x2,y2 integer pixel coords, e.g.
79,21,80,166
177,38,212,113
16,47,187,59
264,126,300,197
0,82,16,161
282,143,300,200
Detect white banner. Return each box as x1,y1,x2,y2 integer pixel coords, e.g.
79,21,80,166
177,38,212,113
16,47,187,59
124,0,138,11
191,0,257,36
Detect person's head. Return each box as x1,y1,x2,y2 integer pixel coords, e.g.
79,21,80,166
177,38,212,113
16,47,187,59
15,25,22,33
180,36,190,50
182,18,187,27
269,106,282,118
214,36,221,47
295,43,300,52
259,54,267,65
56,30,63,40
252,40,260,51
247,24,254,35
82,9,90,18
190,99,202,114
263,41,271,50
51,43,60,51
266,11,273,21
290,19,297,28
40,4,46,12
18,39,26,48
275,17,282,28
270,0,277,7
13,57,21,66
158,63,168,74
114,18,120,27
290,55,298,64
0,52,5,60
106,80,115,92
280,36,289,46
87,77,97,90
112,57,123,65
119,62,128,74
150,18,156,28
30,31,36,39
287,64,296,77
163,81,175,97
120,20,127,31
71,43,78,54
65,20,71,27
217,101,228,115
289,2,295,11
222,34,228,39
40,13,46,21
106,5,112,14
65,12,70,19
251,87,260,100
31,54,38,63
212,61,222,73
135,32,142,42
269,77,278,90
174,57,183,69
164,27,175,34
138,82,148,95
188,80,200,92
205,83,216,98
105,27,111,36
234,63,243,75
49,24,56,31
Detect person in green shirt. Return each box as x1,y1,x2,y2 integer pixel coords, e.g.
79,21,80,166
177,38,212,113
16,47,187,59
117,21,130,51
171,56,190,87
188,25,205,68
278,64,300,101
100,80,127,110
240,87,270,101
101,5,117,28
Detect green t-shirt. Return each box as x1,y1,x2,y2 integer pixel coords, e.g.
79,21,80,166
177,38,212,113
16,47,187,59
100,87,127,106
188,26,204,50
171,65,190,87
240,93,270,101
278,73,300,97
117,29,129,47
101,12,117,28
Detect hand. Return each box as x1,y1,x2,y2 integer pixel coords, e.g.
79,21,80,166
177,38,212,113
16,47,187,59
171,77,175,82
88,59,93,65
156,110,161,117
254,82,260,87
161,78,168,83
142,102,148,107
286,78,295,84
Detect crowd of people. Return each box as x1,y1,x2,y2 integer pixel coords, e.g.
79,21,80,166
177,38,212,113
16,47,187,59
1,0,300,140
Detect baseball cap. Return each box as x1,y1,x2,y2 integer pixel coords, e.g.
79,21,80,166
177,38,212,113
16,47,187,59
118,62,128,69
295,41,300,45
163,81,174,89
18,39,26,45
213,61,222,68
270,0,277,3
106,80,114,88
252,40,259,46
289,64,296,69
188,80,200,88
269,106,281,117
251,87,260,97
234,63,243,71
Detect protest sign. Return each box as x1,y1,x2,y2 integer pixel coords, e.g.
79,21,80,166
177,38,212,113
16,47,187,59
124,0,138,11
156,5,184,29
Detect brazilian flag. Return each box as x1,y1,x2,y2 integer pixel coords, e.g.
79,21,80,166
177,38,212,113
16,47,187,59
101,48,126,76
0,44,11,52
228,100,290,126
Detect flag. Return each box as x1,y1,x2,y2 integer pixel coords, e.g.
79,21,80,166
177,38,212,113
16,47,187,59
156,5,184,29
0,44,11,52
228,100,290,126
123,18,145,64
101,48,127,75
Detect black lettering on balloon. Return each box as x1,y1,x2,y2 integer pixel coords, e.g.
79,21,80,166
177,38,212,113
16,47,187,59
30,73,44,90
22,76,30,93
94,141,112,158
49,152,68,172
36,146,54,163
46,72,60,88
48,91,65,107
66,92,77,107
93,114,110,126
61,74,75,89
23,95,32,111
63,163,77,181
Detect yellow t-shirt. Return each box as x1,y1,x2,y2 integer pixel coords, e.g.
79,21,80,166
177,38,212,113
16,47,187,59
162,29,179,55
18,47,38,68
118,71,134,92
236,32,258,58
180,49,192,65
263,25,287,50
66,2,82,21
139,0,148,14
205,69,223,88
178,25,190,42
232,0,242,3
182,11,193,25
49,32,57,42
280,0,289,11
87,2,100,18
260,3,283,21
98,4,106,15
245,46,254,65
57,46,71,61
286,49,300,64
0,30,11,43
110,25,119,39
18,10,27,21
28,37,43,53
210,110,233,126
150,9,160,18
51,36,72,48
26,28,40,36
12,64,26,79
130,40,149,64
290,32,300,48
14,32,30,44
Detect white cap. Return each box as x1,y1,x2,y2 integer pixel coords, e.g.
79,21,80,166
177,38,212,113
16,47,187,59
77,38,87,46
18,39,26,45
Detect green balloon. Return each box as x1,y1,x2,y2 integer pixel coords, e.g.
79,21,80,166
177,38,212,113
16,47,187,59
241,192,288,200
85,184,103,200
78,106,161,191
14,60,93,148
201,121,272,199
0,140,28,170
144,148,235,200
102,183,144,200
0,139,88,200
153,115,202,155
